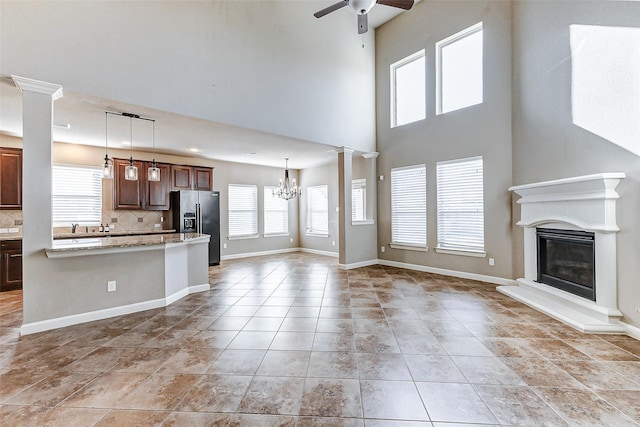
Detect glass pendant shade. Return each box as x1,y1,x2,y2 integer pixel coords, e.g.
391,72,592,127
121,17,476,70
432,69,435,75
125,157,138,181
148,161,160,181
103,156,114,179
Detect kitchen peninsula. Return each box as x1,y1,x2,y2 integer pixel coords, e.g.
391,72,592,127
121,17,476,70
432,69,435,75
21,232,211,335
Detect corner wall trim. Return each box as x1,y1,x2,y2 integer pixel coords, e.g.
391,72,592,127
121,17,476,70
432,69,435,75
220,247,299,261
20,283,210,335
339,259,378,270
623,321,640,340
377,259,516,286
299,248,339,258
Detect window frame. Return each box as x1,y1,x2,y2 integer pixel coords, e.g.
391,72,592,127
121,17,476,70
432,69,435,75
227,184,258,240
435,156,485,256
351,178,367,223
390,49,426,128
390,164,427,251
263,186,289,237
436,21,484,115
306,184,329,237
51,164,102,227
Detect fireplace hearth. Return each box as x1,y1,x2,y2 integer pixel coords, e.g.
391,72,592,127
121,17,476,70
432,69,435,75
537,228,595,301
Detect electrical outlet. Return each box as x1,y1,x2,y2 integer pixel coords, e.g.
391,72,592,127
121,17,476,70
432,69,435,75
223,243,227,249
154,223,161,229
290,238,293,243
332,241,336,246
381,246,385,253
107,280,116,292
489,258,495,266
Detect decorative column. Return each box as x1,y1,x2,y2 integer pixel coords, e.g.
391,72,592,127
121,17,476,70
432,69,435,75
336,147,354,267
11,75,63,325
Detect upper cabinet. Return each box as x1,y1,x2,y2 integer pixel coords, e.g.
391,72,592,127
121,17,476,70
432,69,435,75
114,159,213,210
0,148,22,210
171,165,213,192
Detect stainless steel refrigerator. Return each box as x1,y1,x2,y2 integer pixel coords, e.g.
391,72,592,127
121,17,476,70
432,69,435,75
171,190,220,265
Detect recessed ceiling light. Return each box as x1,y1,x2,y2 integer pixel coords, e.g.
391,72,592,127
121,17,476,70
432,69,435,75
247,152,257,155
189,148,200,153
53,123,71,129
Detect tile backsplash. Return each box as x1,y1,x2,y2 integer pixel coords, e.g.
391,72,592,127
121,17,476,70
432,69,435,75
1,209,169,235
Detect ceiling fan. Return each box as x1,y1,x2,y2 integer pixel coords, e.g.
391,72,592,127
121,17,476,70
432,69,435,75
314,0,414,35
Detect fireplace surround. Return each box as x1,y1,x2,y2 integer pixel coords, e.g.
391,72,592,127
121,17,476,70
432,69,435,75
500,173,626,333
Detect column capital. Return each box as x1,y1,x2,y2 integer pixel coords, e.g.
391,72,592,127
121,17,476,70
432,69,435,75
335,147,355,154
12,75,63,100
362,152,379,159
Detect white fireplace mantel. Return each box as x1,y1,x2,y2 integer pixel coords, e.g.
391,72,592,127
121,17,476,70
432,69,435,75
499,172,626,334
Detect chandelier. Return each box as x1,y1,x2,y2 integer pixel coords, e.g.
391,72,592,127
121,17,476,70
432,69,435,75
274,158,300,200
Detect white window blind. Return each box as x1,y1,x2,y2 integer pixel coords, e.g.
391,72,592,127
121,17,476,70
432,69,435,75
52,165,102,227
307,185,328,235
437,156,484,252
391,165,427,247
352,179,366,222
228,184,258,238
391,49,426,127
437,22,483,115
264,186,289,235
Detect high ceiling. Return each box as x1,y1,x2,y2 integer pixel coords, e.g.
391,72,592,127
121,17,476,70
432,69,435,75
0,1,416,170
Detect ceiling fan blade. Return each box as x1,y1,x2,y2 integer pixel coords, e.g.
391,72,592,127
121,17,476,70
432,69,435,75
376,0,414,10
314,0,349,18
358,13,368,34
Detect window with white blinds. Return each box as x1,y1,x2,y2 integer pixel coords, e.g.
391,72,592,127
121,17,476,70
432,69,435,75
391,165,427,248
52,165,102,227
264,186,289,235
307,185,329,235
352,179,366,222
228,184,258,238
436,156,484,253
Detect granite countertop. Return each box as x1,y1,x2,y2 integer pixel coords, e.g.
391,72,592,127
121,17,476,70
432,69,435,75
53,229,176,239
47,233,210,254
0,233,22,242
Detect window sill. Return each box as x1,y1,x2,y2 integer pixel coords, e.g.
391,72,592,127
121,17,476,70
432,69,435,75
228,234,259,241
263,233,290,238
351,220,375,226
306,232,329,238
389,243,428,252
435,247,486,258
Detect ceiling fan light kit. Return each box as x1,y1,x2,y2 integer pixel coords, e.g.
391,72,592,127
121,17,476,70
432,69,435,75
314,0,414,34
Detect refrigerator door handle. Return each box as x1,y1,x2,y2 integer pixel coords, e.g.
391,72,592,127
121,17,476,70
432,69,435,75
196,203,201,234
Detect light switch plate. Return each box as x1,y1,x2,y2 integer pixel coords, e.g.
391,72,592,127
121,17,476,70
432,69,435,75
107,281,116,292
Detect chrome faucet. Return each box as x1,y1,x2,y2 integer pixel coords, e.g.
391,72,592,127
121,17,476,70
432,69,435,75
71,223,79,233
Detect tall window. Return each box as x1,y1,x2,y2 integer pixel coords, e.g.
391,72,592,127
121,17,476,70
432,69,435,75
391,165,427,248
52,165,102,227
264,186,289,235
352,179,366,222
436,22,483,115
436,156,484,253
390,49,426,127
228,184,258,238
307,185,328,235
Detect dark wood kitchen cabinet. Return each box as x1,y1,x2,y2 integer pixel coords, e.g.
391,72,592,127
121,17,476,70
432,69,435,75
143,162,171,210
0,239,22,291
113,158,145,210
170,165,213,191
0,148,22,209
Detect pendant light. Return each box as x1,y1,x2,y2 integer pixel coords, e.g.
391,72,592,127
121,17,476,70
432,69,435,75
274,158,300,200
124,114,138,181
147,119,160,181
102,112,114,179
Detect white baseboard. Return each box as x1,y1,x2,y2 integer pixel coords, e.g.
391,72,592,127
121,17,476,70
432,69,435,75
377,259,516,286
622,321,640,340
221,247,299,261
20,283,211,336
299,248,339,258
338,259,378,270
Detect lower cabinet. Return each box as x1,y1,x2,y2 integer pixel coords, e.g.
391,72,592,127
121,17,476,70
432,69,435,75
0,239,22,291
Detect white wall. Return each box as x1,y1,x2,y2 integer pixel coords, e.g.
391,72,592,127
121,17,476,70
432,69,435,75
512,1,640,328
0,0,376,153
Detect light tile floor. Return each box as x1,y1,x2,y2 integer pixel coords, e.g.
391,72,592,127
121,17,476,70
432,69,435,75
1,252,639,426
